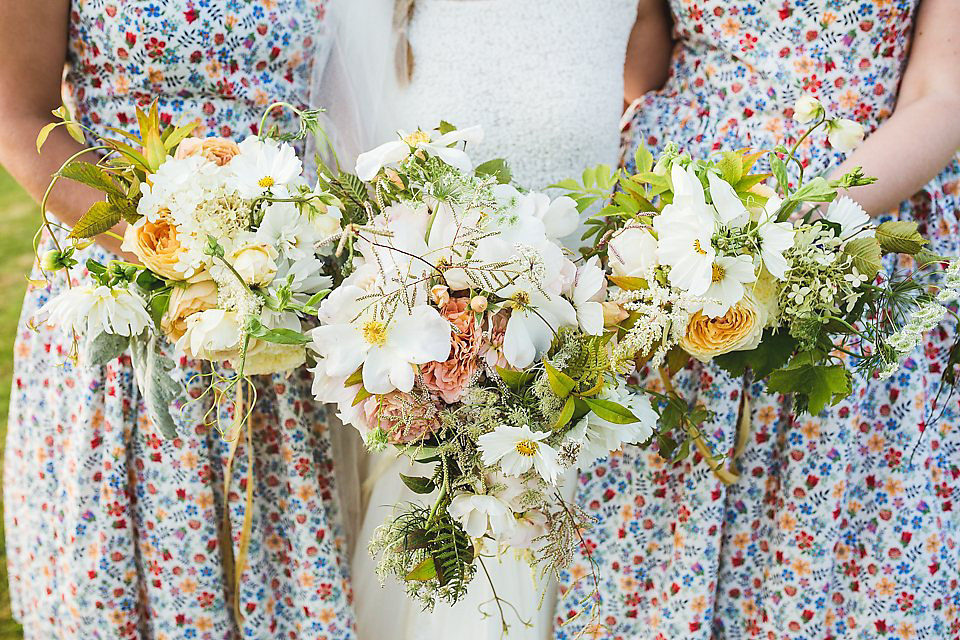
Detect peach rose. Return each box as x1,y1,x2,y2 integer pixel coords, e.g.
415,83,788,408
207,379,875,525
421,297,482,403
680,292,767,362
175,136,240,166
362,392,441,444
162,277,218,342
121,211,189,280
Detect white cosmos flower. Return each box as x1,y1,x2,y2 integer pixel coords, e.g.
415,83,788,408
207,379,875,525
707,172,749,226
823,196,874,242
501,285,577,369
568,382,657,468
309,285,452,394
38,285,152,338
271,256,332,301
447,493,516,539
478,424,562,484
492,185,580,241
229,136,302,198
309,367,373,439
500,509,548,549
355,126,484,181
702,254,757,318
827,118,865,153
754,193,795,280
654,164,717,294
569,257,606,335
256,201,322,261
607,226,657,279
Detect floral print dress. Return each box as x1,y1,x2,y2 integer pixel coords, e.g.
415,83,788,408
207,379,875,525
556,1,960,639
3,1,358,639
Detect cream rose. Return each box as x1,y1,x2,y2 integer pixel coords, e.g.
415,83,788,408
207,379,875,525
680,292,767,362
230,242,279,287
175,136,241,166
827,118,865,153
243,342,306,376
161,277,218,342
608,226,657,279
121,212,189,280
179,309,245,362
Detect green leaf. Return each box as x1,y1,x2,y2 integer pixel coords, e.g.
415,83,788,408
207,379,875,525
770,155,789,194
68,201,122,239
713,329,797,380
583,397,639,424
351,386,373,407
36,122,58,153
147,289,172,331
58,162,124,196
549,178,582,191
843,236,883,280
582,166,597,189
345,368,364,387
163,122,199,151
875,220,927,255
665,346,690,377
129,334,182,439
716,152,744,185
83,331,130,366
543,360,576,398
405,557,438,582
474,158,512,184
248,325,310,345
400,474,436,495
608,276,648,291
766,353,852,414
437,120,457,135
496,366,535,391
634,144,654,173
553,396,576,430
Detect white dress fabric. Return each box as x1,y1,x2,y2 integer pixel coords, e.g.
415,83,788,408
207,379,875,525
350,1,638,639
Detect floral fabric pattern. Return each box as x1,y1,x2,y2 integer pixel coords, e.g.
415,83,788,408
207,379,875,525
4,2,357,639
557,1,960,639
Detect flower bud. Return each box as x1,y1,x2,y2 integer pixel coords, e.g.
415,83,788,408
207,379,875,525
827,118,865,153
470,296,488,313
40,249,70,272
430,284,451,307
792,95,823,124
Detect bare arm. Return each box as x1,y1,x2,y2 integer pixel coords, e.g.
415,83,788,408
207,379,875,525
832,0,960,216
0,0,126,255
624,0,674,108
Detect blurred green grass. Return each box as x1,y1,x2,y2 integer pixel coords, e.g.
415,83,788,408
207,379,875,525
0,168,34,639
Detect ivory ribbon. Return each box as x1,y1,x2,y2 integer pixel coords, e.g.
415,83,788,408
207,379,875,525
218,380,256,624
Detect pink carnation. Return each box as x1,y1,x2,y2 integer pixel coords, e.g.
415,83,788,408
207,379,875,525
362,392,441,444
421,297,482,403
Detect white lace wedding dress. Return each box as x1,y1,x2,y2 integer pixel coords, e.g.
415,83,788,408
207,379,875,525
346,2,640,639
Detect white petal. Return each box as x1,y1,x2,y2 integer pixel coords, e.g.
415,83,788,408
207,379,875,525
708,172,748,224
355,140,409,181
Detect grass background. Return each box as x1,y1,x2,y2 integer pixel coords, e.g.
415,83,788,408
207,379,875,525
0,168,35,639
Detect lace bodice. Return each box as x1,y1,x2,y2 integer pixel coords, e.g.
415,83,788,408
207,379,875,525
395,0,639,189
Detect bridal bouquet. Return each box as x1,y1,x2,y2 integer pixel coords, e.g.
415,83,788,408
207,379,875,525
33,102,344,437
309,125,658,610
557,96,958,477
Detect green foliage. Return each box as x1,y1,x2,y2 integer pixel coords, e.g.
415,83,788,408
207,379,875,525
246,317,310,345
83,331,130,366
713,329,797,380
843,236,883,280
543,360,576,398
582,397,639,424
875,220,926,255
400,474,436,495
129,334,181,439
473,158,512,184
766,351,852,414
68,201,122,239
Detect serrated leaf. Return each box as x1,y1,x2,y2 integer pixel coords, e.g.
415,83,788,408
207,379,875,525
69,201,122,239
583,397,639,424
405,557,437,582
474,158,512,184
58,162,123,195
734,173,772,193
544,360,576,398
766,354,852,415
843,237,883,280
400,474,436,495
716,152,744,185
875,220,927,255
713,329,797,380
634,145,654,173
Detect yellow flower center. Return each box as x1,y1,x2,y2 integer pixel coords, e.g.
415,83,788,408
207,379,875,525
403,130,430,147
693,239,708,256
712,262,726,283
510,290,531,310
362,320,389,347
258,176,276,188
515,439,538,457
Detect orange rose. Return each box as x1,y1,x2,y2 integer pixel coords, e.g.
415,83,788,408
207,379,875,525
175,136,240,166
162,277,218,342
680,293,767,362
121,212,189,280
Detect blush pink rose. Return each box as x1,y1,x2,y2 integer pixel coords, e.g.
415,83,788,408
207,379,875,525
362,392,441,444
421,297,482,403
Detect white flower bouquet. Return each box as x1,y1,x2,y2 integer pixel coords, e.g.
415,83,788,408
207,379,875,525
309,125,659,612
557,97,959,479
33,102,345,436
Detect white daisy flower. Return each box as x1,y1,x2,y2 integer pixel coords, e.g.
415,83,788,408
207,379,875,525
447,493,516,539
355,126,484,181
478,424,562,485
701,254,758,318
567,382,658,469
309,285,452,395
229,136,303,198
754,193,795,280
823,196,874,242
707,172,749,226
568,257,606,336
38,285,152,338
